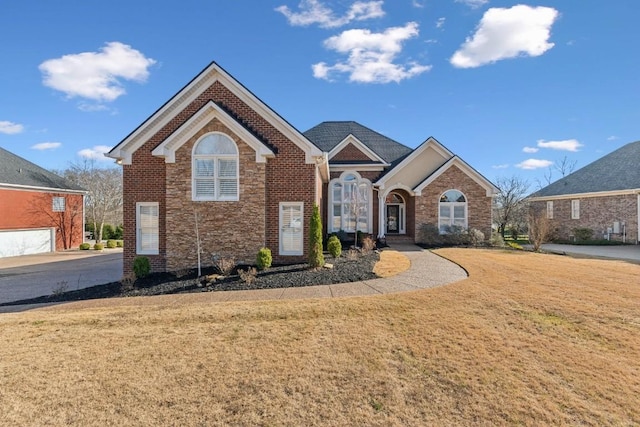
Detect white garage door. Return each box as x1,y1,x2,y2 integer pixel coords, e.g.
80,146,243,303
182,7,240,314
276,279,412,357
0,228,55,258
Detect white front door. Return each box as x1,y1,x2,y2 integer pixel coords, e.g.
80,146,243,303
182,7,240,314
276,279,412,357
279,202,303,255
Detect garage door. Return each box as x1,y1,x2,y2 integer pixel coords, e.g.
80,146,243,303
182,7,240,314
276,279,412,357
0,228,55,258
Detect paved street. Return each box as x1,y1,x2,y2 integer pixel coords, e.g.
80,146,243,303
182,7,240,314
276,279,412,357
0,250,123,304
538,244,640,262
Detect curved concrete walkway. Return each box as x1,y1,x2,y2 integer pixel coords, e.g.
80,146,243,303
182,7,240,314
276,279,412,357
0,244,467,313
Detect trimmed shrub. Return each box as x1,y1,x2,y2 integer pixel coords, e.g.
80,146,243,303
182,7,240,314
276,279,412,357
573,227,594,242
417,223,443,246
309,204,324,268
106,239,117,249
79,242,91,250
133,256,150,279
93,243,104,251
469,228,485,247
116,240,123,248
327,235,342,258
256,247,272,271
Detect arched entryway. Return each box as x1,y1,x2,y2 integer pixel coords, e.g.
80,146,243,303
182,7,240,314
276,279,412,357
385,192,406,234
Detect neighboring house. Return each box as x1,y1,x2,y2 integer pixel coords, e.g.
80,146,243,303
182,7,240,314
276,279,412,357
0,147,85,257
107,62,496,275
529,140,640,244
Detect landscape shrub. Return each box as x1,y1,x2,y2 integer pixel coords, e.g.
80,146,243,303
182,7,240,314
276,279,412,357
327,235,342,258
417,223,443,246
573,227,594,241
309,204,324,268
212,254,236,275
116,240,123,248
79,242,90,250
239,267,257,285
93,243,104,251
256,247,272,270
490,232,505,247
106,239,117,249
360,236,376,253
103,224,115,240
442,225,471,246
468,228,485,247
133,256,151,279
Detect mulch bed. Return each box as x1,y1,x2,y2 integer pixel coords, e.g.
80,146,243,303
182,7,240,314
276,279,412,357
1,252,379,307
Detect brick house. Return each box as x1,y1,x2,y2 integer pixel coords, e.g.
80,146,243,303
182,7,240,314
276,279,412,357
107,62,496,274
529,140,640,244
0,147,85,257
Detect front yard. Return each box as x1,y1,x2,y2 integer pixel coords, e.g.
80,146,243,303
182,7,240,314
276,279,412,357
0,248,638,426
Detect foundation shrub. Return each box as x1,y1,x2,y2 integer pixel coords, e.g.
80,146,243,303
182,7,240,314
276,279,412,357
106,239,117,249
327,235,342,258
133,256,150,279
573,227,594,241
256,247,272,271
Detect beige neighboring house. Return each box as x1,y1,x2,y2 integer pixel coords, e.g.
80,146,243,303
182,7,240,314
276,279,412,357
529,140,640,244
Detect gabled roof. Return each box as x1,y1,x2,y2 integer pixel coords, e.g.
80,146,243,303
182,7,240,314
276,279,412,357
0,147,85,193
530,140,640,198
107,61,324,165
303,121,412,164
413,156,498,197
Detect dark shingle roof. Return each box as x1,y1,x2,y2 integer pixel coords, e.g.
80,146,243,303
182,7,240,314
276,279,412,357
303,121,413,164
0,147,84,192
531,140,640,197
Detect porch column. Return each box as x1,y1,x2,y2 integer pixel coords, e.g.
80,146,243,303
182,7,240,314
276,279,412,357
378,193,385,239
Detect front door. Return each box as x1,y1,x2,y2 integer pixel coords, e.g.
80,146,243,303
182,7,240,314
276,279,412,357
386,203,406,234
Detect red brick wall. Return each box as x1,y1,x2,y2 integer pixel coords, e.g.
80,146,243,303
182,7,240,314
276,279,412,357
331,143,372,162
122,79,318,273
414,166,492,240
531,194,638,243
0,188,84,250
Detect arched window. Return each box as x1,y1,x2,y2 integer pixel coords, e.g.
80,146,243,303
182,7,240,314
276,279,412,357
192,133,239,201
439,190,467,233
329,172,372,233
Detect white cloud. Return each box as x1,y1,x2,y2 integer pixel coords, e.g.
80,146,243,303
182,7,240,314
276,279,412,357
537,139,583,152
31,142,61,150
78,145,112,161
313,22,431,83
412,0,425,8
78,102,110,112
607,135,618,141
523,146,539,153
39,42,156,102
492,164,509,169
436,17,446,29
516,158,553,170
450,5,559,68
276,0,384,28
0,120,24,134
455,0,489,8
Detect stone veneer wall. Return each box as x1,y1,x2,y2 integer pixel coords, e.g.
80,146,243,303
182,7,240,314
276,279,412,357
164,118,266,271
414,165,492,241
532,194,638,243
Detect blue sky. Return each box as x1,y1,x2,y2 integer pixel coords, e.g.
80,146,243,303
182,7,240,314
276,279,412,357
1,0,638,190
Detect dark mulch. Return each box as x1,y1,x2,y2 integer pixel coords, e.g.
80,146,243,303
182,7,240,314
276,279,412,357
0,252,379,307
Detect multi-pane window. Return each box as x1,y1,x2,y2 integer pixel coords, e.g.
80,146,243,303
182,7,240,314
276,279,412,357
571,199,580,219
52,196,65,212
439,190,467,233
136,202,159,255
192,133,238,201
329,172,371,233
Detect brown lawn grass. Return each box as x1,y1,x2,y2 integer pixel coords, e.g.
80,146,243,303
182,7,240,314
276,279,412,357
374,248,411,277
1,248,639,426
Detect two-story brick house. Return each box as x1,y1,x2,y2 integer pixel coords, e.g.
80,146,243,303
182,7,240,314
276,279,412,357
107,62,497,274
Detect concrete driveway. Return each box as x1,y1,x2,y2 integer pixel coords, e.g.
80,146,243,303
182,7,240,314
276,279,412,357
0,250,123,305
539,243,640,262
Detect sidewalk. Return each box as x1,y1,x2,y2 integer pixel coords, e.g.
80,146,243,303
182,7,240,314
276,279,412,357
0,244,468,313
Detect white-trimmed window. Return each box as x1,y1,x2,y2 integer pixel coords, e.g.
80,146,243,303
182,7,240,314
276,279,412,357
547,201,554,219
329,171,372,233
136,202,159,255
571,199,580,219
52,196,65,212
280,202,304,255
192,133,239,201
439,190,467,233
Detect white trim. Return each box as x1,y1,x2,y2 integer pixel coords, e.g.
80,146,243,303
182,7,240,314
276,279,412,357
529,188,640,201
151,101,274,164
107,62,323,165
375,137,453,189
413,156,498,197
329,164,386,172
191,132,239,201
136,202,159,255
279,202,304,256
328,171,373,233
328,134,389,165
438,190,468,233
571,199,580,219
0,183,86,195
385,191,406,234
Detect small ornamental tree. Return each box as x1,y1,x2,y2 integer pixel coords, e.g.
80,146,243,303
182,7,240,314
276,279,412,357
309,204,324,268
